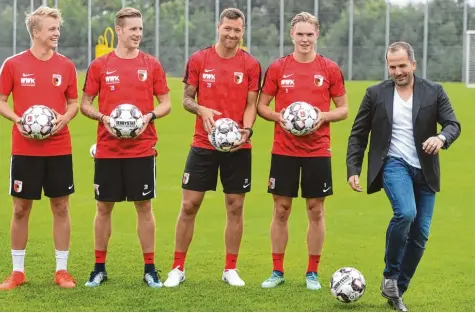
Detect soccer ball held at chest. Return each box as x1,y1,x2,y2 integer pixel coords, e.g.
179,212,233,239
282,101,320,136
108,104,144,138
21,105,55,140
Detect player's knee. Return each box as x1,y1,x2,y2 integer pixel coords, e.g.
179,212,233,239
96,202,114,217
13,203,31,220
274,203,292,223
181,199,200,217
225,198,244,217
51,200,69,218
307,203,325,222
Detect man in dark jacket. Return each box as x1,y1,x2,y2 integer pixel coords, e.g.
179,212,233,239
346,41,461,311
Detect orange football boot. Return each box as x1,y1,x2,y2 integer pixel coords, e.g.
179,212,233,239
54,270,76,288
0,271,26,290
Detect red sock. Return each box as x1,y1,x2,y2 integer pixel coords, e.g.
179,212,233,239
95,250,107,264
143,252,154,265
272,253,285,273
307,254,321,273
225,253,238,270
172,251,186,271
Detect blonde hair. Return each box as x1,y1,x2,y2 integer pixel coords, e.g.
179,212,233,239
291,12,319,32
25,6,63,38
115,7,142,27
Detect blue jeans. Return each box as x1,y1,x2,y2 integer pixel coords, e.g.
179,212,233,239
382,156,436,295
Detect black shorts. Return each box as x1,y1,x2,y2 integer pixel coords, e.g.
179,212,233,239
182,147,252,194
268,154,333,198
94,156,156,202
9,154,74,200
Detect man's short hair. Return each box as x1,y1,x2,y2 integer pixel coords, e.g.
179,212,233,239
291,12,319,32
115,7,142,27
25,6,63,39
387,41,416,63
219,8,245,27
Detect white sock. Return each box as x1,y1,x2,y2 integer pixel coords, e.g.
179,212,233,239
12,249,25,273
55,250,69,272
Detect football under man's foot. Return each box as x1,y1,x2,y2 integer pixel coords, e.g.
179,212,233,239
0,271,26,290
222,269,245,286
261,270,285,288
54,270,76,288
163,266,185,288
305,272,322,290
85,270,107,287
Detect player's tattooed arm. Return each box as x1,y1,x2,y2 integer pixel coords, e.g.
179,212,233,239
183,83,201,114
80,93,104,122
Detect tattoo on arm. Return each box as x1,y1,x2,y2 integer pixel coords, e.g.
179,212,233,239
80,94,102,121
183,84,200,114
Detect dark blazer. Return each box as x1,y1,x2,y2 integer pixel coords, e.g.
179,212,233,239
346,76,461,194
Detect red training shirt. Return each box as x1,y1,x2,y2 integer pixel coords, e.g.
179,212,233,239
261,53,346,157
0,50,78,156
183,45,261,150
83,51,169,158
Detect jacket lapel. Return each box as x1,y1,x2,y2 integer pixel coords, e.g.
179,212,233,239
384,81,394,125
412,76,425,125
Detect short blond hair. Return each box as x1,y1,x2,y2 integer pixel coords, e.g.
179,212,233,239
219,8,246,27
115,7,142,27
25,6,63,38
291,12,319,32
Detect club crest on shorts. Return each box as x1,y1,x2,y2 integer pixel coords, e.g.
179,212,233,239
52,74,62,86
234,72,243,84
182,172,190,185
268,177,275,190
13,180,22,193
94,184,100,195
138,70,147,82
314,74,324,87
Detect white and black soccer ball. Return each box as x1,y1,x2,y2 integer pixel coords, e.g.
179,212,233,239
89,143,96,158
109,104,144,138
282,101,319,136
208,118,242,152
21,105,55,140
330,267,366,303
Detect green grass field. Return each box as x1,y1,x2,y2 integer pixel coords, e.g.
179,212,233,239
0,76,473,312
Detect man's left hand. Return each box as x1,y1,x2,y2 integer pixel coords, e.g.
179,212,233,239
230,128,251,152
51,109,69,135
422,136,444,155
136,112,154,138
308,108,328,134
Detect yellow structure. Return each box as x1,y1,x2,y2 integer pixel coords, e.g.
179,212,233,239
95,27,115,58
240,38,247,51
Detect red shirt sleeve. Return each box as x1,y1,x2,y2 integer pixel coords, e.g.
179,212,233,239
329,63,346,98
261,62,279,96
153,59,169,96
82,59,101,96
66,62,78,99
0,59,14,96
247,59,262,91
182,53,200,87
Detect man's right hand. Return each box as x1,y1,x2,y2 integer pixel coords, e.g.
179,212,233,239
198,106,222,134
15,117,29,138
276,109,291,134
102,115,120,138
348,175,363,192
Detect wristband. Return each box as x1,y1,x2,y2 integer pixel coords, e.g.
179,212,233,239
99,114,105,123
148,112,157,121
244,127,253,138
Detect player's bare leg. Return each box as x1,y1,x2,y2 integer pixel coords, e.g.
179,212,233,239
0,198,32,290
50,196,75,288
164,190,205,287
222,193,245,286
85,201,114,287
262,195,292,288
135,200,161,288
305,197,326,290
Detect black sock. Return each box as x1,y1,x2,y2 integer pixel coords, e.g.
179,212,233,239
94,263,106,272
144,263,156,274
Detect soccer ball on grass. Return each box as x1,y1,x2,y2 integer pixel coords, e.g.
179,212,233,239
330,267,366,303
